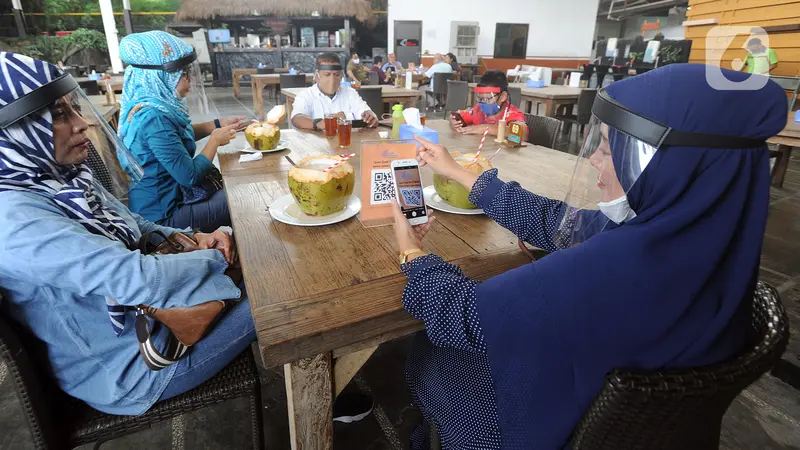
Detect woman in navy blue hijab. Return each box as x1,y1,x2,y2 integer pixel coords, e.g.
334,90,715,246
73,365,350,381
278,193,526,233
391,64,788,449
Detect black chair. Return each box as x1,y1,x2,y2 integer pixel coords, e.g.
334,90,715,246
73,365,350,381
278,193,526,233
358,86,384,117
460,69,474,85
523,113,562,148
0,300,265,450
256,67,275,75
555,89,598,143
445,80,468,115
507,86,522,109
571,280,789,450
427,72,454,113
279,74,308,105
367,71,380,86
78,80,100,96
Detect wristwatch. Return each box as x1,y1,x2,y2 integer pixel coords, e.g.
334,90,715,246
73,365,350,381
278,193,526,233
213,118,221,128
400,248,425,265
313,118,323,131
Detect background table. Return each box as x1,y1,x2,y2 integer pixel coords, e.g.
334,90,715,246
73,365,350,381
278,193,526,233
768,114,800,187
233,67,290,98
281,86,422,125
76,76,124,93
251,73,314,119
218,120,579,449
468,83,583,117
88,95,120,131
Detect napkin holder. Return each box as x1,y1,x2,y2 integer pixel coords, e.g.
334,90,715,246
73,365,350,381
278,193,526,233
399,124,439,144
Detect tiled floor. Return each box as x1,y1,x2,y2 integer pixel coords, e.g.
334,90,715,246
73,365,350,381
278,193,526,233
1,87,798,449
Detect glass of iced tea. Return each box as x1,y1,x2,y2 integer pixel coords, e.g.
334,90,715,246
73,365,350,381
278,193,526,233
324,114,338,138
338,118,352,149
419,112,427,126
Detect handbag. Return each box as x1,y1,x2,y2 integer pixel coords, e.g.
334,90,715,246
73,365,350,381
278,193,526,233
134,230,241,370
180,166,224,205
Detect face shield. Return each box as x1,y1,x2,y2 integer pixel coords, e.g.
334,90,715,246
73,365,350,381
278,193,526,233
315,62,344,95
552,89,766,249
129,50,210,121
0,73,143,200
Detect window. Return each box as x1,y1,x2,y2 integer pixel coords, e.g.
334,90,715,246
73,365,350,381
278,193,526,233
450,22,479,64
494,23,529,58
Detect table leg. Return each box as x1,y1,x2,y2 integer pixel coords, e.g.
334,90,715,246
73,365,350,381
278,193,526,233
284,354,334,450
286,97,294,126
233,73,241,98
333,346,377,397
771,144,794,188
542,99,557,117
255,80,265,120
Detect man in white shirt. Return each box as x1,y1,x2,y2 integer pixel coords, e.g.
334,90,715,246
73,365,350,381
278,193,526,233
291,53,379,131
419,53,454,109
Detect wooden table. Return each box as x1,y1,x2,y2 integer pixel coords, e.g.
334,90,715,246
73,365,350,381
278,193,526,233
468,83,583,117
217,120,579,449
233,67,291,98
88,95,120,131
768,113,800,187
252,73,314,119
281,86,422,125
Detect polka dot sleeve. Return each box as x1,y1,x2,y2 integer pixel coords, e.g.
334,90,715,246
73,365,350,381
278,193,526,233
401,255,487,354
469,169,567,253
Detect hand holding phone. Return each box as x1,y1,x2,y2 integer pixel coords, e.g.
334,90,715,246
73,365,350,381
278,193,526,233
391,159,428,226
450,112,466,128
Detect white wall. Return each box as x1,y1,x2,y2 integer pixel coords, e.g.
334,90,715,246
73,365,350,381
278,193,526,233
387,0,600,59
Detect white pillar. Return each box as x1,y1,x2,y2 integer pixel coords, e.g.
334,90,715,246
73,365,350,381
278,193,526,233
122,0,133,35
99,0,124,74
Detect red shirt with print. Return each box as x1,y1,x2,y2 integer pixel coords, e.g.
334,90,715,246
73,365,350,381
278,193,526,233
459,102,526,126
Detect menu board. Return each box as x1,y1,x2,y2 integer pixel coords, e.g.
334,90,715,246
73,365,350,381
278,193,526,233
358,140,418,227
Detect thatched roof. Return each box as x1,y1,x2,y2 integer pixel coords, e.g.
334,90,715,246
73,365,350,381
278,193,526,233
176,0,374,23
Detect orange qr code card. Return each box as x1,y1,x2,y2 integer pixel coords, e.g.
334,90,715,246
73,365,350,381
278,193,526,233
358,140,417,227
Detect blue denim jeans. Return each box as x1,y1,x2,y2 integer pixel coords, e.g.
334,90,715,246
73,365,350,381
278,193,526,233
158,188,231,233
158,296,257,400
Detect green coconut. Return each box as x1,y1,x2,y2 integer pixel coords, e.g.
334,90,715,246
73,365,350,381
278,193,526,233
433,154,492,209
288,155,355,216
245,123,280,150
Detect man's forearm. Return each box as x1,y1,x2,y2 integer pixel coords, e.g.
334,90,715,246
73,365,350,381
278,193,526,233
292,114,316,131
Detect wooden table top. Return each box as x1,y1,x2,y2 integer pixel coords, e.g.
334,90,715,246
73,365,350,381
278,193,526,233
768,113,800,147
218,120,579,366
87,95,120,122
281,85,422,100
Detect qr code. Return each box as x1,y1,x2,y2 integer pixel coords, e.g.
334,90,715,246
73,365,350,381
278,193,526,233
400,188,423,207
370,169,395,205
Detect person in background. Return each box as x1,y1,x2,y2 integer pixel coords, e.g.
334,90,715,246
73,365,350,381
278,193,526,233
371,56,391,85
445,53,461,72
741,38,778,75
118,31,243,233
291,53,379,131
382,52,404,74
450,70,528,141
346,52,368,84
419,54,454,108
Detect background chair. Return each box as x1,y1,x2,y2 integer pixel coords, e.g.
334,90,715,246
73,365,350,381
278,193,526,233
507,86,522,109
357,87,384,117
0,296,265,450
256,67,274,75
523,113,562,148
570,280,789,450
279,74,309,106
770,75,800,111
367,71,380,86
445,80,468,115
78,80,100,96
555,89,598,144
427,72,454,113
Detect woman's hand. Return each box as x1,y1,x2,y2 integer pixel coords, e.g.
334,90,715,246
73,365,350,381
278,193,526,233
456,125,487,135
195,229,238,265
414,136,463,178
392,200,434,258
209,124,237,147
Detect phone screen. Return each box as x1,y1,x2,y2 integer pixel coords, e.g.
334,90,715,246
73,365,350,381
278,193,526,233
393,165,427,220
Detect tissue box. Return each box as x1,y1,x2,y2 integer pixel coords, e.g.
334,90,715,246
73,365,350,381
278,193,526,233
795,109,800,123
88,73,101,81
526,79,545,88
399,124,439,144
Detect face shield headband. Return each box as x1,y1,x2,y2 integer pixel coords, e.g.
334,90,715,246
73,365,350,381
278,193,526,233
128,50,198,72
0,74,78,128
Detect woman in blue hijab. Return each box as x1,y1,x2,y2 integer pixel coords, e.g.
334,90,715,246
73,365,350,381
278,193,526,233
118,31,244,232
0,52,255,415
391,64,788,448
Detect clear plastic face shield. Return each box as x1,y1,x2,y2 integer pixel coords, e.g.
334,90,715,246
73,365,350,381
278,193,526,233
551,89,766,249
129,50,210,120
0,74,143,201
315,62,343,95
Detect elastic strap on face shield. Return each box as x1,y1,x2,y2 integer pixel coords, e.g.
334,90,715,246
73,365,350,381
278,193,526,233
592,89,766,149
0,74,78,128
316,63,343,71
128,51,197,72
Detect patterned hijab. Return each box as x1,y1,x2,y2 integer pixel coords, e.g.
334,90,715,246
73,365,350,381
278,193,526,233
0,52,138,248
118,31,194,149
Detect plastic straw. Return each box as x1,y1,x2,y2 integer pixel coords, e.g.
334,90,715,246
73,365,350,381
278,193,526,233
474,127,490,162
324,153,356,172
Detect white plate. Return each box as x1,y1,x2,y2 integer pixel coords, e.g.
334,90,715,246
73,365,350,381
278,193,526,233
423,186,484,215
269,194,362,227
241,139,290,153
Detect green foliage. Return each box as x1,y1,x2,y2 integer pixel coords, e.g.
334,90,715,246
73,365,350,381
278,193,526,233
30,0,178,34
25,29,108,65
659,46,683,65
628,52,644,63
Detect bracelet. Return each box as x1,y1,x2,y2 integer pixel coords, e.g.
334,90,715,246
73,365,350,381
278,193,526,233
214,118,221,128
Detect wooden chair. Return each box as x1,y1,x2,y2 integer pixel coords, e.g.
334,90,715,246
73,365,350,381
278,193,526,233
0,296,265,450
523,113,562,149
571,280,789,449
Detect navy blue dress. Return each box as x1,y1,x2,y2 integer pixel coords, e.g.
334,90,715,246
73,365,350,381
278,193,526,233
401,169,564,449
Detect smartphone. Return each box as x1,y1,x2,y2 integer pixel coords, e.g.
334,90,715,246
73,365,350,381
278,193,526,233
391,159,428,226
451,112,466,127
351,119,369,128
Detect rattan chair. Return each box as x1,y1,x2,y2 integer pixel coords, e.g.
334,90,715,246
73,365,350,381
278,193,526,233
427,72,454,112
555,89,598,143
523,113,562,148
0,302,265,450
570,280,789,450
357,86,384,117
279,74,308,105
507,86,522,109
445,80,469,115
367,70,380,86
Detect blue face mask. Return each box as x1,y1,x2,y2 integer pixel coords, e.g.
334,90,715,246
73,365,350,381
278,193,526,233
479,102,502,116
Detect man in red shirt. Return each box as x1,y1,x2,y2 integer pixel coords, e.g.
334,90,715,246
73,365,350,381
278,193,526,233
450,70,528,142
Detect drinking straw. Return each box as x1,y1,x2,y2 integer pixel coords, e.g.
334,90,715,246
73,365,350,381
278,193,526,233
324,153,356,172
474,127,490,162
